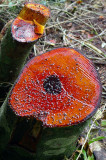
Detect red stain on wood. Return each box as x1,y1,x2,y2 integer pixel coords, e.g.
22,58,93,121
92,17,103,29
11,3,50,42
9,48,101,127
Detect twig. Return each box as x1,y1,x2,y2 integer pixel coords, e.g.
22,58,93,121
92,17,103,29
46,17,76,29
0,2,19,7
88,56,106,60
63,32,105,58
79,7,105,16
84,30,106,42
84,42,106,58
75,104,106,160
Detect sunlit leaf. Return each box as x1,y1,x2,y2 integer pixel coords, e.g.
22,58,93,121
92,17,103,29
101,120,106,127
89,136,106,144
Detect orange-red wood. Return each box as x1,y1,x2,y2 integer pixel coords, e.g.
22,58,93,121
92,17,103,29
9,48,101,127
11,3,50,42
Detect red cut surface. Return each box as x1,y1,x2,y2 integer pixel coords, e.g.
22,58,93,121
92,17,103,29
9,48,101,127
11,3,50,42
12,18,42,42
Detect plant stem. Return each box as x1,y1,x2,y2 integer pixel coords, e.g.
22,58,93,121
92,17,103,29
0,26,35,83
0,96,17,154
0,25,35,106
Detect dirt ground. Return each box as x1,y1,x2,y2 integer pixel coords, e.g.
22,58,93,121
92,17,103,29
0,0,106,159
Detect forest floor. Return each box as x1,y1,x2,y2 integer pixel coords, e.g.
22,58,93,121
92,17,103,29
0,0,106,160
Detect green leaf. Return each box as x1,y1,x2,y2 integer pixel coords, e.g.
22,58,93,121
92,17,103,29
8,2,13,7
101,120,106,127
82,149,87,160
88,154,95,160
101,128,106,131
89,136,106,144
40,1,47,5
60,0,66,2
89,39,94,42
94,121,99,126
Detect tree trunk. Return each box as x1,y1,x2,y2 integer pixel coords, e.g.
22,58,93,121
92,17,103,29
0,26,35,83
0,25,35,106
0,97,17,154
0,20,90,160
35,121,89,160
0,25,35,154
